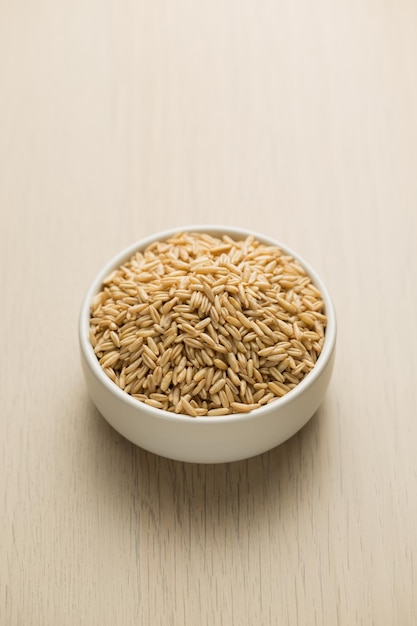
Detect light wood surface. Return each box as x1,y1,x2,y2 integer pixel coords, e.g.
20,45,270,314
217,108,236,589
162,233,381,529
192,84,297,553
1,1,417,624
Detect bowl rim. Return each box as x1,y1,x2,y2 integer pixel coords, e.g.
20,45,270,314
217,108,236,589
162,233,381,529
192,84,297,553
79,224,336,425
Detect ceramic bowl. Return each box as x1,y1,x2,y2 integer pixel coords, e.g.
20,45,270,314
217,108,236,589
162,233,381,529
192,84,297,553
79,226,336,463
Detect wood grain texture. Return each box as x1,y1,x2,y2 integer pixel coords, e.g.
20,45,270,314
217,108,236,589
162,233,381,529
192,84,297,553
1,0,417,624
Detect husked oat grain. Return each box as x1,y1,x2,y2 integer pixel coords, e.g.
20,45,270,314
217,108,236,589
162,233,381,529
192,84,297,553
90,232,327,416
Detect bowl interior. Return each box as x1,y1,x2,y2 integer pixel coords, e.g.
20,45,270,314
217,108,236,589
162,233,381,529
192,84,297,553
79,225,336,425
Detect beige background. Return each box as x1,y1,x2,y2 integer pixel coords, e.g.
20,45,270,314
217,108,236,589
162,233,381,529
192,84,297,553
1,0,417,624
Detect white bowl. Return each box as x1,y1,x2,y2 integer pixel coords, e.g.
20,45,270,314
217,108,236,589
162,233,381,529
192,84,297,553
79,226,336,463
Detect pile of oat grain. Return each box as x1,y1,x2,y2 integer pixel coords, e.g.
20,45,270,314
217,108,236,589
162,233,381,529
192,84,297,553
90,232,326,416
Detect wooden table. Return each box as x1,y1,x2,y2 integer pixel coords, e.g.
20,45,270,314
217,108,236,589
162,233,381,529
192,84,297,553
1,1,417,624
